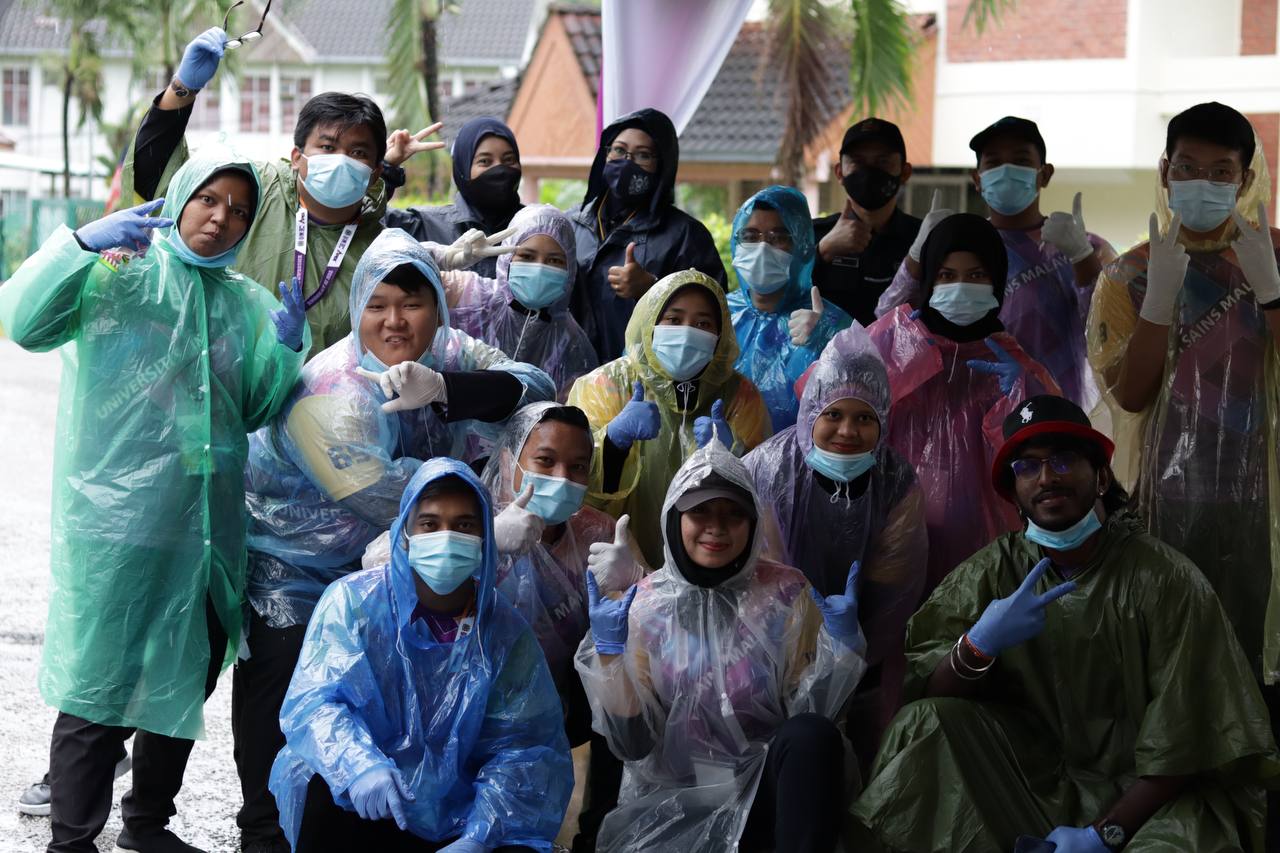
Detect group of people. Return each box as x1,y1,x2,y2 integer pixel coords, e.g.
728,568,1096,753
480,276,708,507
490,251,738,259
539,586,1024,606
1,21,1279,853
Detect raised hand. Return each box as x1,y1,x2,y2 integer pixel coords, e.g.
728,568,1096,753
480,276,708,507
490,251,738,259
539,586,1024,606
820,199,872,258
270,276,307,351
908,189,955,262
693,399,733,448
606,380,661,450
1041,192,1094,263
966,338,1024,397
608,242,657,300
587,514,643,592
586,571,638,655
966,558,1076,657
441,226,517,270
810,560,865,652
1230,203,1280,304
1139,211,1190,325
74,199,174,254
355,361,447,413
788,286,825,346
385,122,446,167
176,27,227,91
493,484,545,555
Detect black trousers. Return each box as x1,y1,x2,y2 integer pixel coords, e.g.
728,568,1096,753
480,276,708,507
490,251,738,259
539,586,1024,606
231,607,308,845
295,775,538,852
48,598,227,853
739,713,846,853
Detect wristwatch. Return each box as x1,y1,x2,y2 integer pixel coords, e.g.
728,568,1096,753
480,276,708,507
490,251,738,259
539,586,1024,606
1097,822,1126,850
170,77,197,98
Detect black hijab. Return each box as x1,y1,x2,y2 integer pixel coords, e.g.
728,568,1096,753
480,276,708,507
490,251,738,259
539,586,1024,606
451,116,522,230
919,212,1008,342
583,108,680,221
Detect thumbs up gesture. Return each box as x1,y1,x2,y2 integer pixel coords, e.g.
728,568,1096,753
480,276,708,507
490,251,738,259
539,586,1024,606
810,560,866,653
1041,191,1094,263
586,571,638,655
606,380,661,450
493,483,545,555
693,398,734,448
908,189,955,262
587,513,644,592
788,286,826,346
608,241,657,300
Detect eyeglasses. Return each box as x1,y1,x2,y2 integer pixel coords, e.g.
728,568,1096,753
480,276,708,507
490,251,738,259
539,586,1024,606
606,145,657,167
736,229,793,249
222,0,272,50
1167,161,1241,183
1010,451,1081,481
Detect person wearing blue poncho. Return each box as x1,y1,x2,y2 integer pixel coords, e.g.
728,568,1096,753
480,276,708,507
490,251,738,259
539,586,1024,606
269,458,573,851
727,186,854,432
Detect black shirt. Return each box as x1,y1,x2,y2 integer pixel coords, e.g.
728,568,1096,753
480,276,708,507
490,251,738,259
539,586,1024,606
811,206,921,326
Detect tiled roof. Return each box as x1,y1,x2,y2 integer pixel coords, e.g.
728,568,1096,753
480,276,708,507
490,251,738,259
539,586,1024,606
438,0,540,64
558,5,601,99
0,0,129,56
438,77,520,145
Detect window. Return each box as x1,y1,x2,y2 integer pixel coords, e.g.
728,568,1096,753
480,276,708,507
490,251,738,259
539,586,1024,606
279,76,312,131
145,70,219,130
239,75,271,133
3,68,29,126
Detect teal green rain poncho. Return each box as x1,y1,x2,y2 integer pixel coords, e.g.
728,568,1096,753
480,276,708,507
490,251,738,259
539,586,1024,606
0,151,308,739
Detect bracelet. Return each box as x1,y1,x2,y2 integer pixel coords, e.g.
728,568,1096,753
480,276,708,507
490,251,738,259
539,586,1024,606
948,644,987,681
962,633,995,664
951,636,996,677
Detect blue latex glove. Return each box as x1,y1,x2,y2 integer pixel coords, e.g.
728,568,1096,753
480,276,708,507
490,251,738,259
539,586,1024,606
694,398,733,448
176,27,227,91
966,339,1024,397
1045,825,1106,852
967,558,1077,657
437,839,486,853
74,199,174,254
346,765,413,829
586,571,637,655
809,560,865,652
606,380,661,450
271,276,307,351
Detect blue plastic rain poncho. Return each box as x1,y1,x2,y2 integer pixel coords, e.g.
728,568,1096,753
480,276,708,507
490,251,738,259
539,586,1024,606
435,204,598,401
478,401,618,692
727,186,854,431
575,440,866,852
244,228,555,629
0,151,308,739
270,458,574,849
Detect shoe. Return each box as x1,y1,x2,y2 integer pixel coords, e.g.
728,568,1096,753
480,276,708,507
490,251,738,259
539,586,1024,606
241,840,291,853
17,754,130,818
113,828,206,853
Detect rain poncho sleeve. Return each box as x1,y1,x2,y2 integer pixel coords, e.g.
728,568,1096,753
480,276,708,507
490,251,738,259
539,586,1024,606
271,458,573,849
0,151,307,740
853,515,1280,853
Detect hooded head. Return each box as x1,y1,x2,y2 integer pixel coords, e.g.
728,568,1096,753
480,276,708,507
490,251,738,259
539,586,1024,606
451,116,522,221
795,324,890,457
729,185,817,302
479,401,594,510
583,108,680,215
159,148,261,269
495,204,578,311
917,212,1007,340
626,269,739,392
349,228,451,370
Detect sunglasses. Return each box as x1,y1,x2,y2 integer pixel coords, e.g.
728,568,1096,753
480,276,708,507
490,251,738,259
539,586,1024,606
222,0,272,50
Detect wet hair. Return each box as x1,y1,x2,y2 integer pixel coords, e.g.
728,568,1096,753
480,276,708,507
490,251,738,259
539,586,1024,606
380,263,438,302
1016,435,1130,515
294,92,388,163
1166,102,1255,167
189,167,259,229
536,405,591,434
417,474,480,511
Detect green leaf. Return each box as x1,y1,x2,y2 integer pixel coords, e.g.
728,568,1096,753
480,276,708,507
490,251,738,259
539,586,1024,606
961,0,1018,35
848,0,914,119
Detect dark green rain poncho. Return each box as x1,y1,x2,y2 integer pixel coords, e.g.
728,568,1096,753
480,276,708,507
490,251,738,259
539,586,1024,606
852,514,1280,852
0,151,308,740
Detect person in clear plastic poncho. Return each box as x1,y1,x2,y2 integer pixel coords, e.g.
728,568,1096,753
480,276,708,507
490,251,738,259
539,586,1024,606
567,269,772,568
1086,102,1280,686
270,457,573,851
868,212,1059,591
576,440,867,853
0,150,308,851
744,324,926,755
728,185,854,432
427,203,598,401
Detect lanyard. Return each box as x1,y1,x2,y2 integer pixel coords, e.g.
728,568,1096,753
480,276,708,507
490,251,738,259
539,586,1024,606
294,206,359,310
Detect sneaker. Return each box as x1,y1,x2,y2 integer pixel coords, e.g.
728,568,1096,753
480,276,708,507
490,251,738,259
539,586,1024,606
18,754,130,818
113,828,206,853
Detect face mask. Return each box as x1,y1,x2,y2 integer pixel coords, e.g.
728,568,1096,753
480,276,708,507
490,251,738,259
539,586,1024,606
842,165,901,210
300,153,373,209
650,324,718,381
407,530,483,594
732,241,792,295
979,164,1040,215
507,261,569,310
1025,507,1102,551
603,158,655,206
163,228,240,269
1167,179,1238,232
517,466,587,524
929,282,1000,327
805,445,875,483
467,164,521,213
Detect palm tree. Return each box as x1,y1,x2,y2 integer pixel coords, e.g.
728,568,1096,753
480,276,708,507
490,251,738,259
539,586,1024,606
385,0,450,195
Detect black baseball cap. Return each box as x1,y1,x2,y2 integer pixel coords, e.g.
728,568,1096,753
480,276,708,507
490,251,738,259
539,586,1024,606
991,395,1114,499
840,117,906,159
969,116,1047,163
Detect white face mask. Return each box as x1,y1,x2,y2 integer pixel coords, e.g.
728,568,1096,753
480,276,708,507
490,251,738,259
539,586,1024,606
732,241,792,295
928,282,999,326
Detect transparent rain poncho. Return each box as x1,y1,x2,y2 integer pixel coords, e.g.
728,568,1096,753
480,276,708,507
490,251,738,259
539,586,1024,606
244,228,554,629
270,458,574,848
575,440,865,853
727,185,853,432
0,150,308,739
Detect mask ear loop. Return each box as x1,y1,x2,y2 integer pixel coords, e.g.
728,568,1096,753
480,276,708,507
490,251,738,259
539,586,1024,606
676,381,694,434
512,310,536,360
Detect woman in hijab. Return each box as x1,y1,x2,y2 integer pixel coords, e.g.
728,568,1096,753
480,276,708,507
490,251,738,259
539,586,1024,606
867,212,1058,591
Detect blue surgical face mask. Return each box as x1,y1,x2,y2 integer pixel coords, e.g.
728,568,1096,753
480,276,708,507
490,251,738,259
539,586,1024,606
650,324,718,381
805,445,876,483
163,228,241,269
407,530,483,594
507,261,569,310
301,153,373,209
517,465,587,524
732,240,792,295
979,164,1040,215
1167,179,1238,233
928,282,1000,326
1025,507,1102,551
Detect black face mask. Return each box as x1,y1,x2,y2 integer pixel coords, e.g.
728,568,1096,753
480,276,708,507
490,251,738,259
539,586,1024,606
842,165,901,211
466,164,521,215
603,158,656,207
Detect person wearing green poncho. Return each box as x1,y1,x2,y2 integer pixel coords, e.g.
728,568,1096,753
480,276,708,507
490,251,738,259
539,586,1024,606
853,395,1279,853
0,150,309,853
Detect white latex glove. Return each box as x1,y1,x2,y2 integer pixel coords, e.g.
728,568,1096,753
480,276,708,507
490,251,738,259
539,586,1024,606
587,514,643,593
1231,203,1280,304
494,484,545,555
788,287,824,346
440,226,517,271
1041,192,1094,263
355,361,447,413
1138,212,1190,325
908,189,955,262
